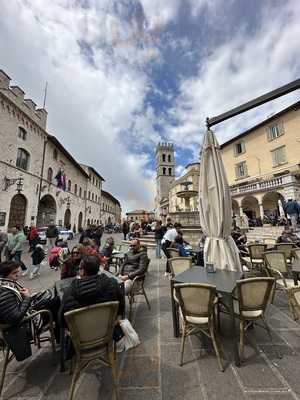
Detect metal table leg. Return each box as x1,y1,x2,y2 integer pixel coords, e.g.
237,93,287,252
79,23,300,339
60,326,65,372
227,295,240,367
170,280,180,337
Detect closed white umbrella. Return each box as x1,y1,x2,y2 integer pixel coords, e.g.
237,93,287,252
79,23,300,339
278,199,285,218
199,129,242,272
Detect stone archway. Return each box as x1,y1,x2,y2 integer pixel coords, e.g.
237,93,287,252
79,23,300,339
64,209,71,228
8,194,27,229
241,196,259,219
37,195,56,227
232,199,239,216
262,191,285,218
78,212,83,230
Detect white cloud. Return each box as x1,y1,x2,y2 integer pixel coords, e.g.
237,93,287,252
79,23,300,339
166,0,300,151
0,0,165,213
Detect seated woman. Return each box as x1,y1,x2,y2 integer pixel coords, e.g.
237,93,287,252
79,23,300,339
100,237,115,258
172,235,188,257
61,245,84,279
0,261,61,343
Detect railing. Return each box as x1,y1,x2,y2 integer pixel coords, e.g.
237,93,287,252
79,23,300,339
230,174,295,196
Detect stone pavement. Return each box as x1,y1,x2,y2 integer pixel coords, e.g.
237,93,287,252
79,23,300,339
1,236,300,399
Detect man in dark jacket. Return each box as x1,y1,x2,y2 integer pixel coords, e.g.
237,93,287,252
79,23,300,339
46,222,58,249
61,255,124,317
284,199,299,232
119,239,149,294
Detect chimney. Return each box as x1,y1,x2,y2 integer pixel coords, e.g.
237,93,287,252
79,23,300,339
10,86,25,101
24,98,37,111
0,70,11,90
35,108,48,129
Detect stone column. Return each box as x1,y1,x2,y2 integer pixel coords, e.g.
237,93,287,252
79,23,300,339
259,203,264,220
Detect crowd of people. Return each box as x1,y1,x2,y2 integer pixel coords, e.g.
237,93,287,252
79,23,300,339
0,220,150,362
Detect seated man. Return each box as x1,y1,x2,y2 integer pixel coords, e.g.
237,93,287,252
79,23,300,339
172,235,188,257
61,255,124,317
119,239,149,294
277,227,300,246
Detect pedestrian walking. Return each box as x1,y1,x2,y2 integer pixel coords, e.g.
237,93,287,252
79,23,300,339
154,220,164,258
6,226,28,275
30,244,45,279
122,220,129,240
0,230,8,263
284,199,299,232
46,222,58,249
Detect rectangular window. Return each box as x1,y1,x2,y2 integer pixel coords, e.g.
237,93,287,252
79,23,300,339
234,141,245,156
235,161,248,179
271,146,286,166
267,122,284,141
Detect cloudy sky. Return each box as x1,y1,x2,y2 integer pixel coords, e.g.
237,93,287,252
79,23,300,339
1,0,300,212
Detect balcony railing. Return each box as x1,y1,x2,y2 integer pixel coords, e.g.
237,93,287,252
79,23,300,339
230,174,296,196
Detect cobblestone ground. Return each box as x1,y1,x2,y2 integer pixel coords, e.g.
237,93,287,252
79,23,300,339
1,234,300,399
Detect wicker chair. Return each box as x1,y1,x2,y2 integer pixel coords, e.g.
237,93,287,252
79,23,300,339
289,287,300,320
243,244,267,273
291,248,300,261
264,251,298,318
128,274,151,321
166,247,180,258
169,257,193,278
275,243,294,264
233,277,280,360
174,283,224,372
0,310,56,396
64,302,119,400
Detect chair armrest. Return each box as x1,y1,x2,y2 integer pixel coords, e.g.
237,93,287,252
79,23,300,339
132,274,145,282
22,309,53,324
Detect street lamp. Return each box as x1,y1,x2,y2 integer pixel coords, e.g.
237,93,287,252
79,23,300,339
3,176,24,193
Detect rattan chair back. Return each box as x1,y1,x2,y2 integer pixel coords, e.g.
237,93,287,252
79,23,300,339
169,257,192,277
166,247,180,258
236,277,274,314
64,302,119,353
275,243,294,260
175,283,216,320
248,244,267,260
264,251,288,274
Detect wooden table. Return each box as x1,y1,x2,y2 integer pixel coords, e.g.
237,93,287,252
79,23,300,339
292,259,300,285
171,267,243,367
55,271,125,372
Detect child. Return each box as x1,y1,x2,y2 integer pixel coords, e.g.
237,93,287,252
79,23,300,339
30,244,45,279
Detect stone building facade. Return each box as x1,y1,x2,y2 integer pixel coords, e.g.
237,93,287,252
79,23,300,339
101,190,122,225
0,69,121,231
155,101,300,222
126,209,155,224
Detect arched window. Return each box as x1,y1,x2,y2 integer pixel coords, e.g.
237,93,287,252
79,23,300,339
74,184,77,195
92,193,94,201
16,148,30,170
169,167,172,175
47,167,53,182
18,127,27,140
79,187,82,198
88,191,91,200
162,154,166,162
68,180,71,192
163,167,166,175
168,154,171,162
95,195,97,202
53,148,58,160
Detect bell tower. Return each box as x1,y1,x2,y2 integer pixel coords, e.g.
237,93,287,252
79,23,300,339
155,142,175,216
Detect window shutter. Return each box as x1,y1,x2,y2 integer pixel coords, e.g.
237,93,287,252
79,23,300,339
279,122,285,135
243,162,248,176
233,144,237,156
241,141,245,153
271,149,277,166
235,165,239,178
267,127,272,141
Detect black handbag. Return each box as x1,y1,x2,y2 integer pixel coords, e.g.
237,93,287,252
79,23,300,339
3,322,32,361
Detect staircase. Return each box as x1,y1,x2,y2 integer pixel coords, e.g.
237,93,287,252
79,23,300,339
122,232,156,248
246,226,284,243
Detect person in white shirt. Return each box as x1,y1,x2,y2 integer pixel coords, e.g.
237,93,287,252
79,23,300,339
161,223,181,275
